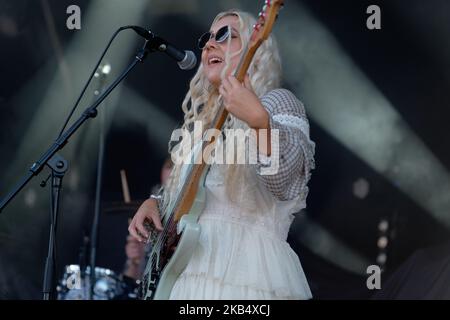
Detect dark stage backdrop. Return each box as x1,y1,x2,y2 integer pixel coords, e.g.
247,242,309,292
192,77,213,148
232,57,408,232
0,0,449,299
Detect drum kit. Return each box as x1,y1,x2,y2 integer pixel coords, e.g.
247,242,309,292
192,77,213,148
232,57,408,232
57,265,139,300
55,173,145,300
56,198,145,300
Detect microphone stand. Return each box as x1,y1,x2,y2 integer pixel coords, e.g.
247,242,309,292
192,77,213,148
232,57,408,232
0,40,151,300
43,154,68,300
89,70,108,300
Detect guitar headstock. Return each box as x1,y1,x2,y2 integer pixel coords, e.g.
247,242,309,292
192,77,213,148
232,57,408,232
250,0,284,48
233,0,284,82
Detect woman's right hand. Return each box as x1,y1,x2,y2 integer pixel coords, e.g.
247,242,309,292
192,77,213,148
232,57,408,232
128,198,163,243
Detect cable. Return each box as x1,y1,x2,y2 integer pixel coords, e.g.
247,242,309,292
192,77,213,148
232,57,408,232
57,25,135,138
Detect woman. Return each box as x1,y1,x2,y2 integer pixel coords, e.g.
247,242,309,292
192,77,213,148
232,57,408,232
128,9,315,299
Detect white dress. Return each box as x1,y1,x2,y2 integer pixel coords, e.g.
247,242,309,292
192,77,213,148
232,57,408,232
168,89,315,300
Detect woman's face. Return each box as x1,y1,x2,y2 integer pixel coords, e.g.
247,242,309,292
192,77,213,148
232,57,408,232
201,15,243,88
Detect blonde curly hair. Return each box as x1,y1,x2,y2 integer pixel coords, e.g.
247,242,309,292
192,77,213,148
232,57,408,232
163,9,282,211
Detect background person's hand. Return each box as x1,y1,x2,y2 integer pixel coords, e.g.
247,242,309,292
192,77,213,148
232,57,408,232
125,235,145,262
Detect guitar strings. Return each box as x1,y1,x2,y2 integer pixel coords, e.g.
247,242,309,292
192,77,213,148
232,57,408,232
143,93,229,284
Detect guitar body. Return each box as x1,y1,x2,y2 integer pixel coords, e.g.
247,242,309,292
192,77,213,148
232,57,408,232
142,166,208,300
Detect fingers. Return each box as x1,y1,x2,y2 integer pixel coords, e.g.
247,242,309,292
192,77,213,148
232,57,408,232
228,75,241,87
128,200,164,243
128,217,144,243
129,205,149,242
135,213,150,240
244,74,252,90
152,213,164,231
221,75,242,103
222,76,232,91
219,85,227,97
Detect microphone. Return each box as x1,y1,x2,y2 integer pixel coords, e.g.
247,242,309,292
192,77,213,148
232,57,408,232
131,26,197,70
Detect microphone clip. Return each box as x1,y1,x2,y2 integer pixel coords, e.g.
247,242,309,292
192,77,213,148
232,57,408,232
137,35,167,63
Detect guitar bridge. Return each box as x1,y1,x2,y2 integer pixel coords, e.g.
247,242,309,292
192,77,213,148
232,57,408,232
139,270,161,300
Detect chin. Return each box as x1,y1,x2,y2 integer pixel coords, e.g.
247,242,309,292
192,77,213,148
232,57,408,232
206,73,221,88
203,64,224,85
209,78,221,88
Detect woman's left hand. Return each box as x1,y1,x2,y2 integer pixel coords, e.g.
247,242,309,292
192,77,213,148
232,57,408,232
219,75,269,129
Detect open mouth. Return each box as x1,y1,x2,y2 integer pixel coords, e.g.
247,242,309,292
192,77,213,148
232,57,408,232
208,57,223,65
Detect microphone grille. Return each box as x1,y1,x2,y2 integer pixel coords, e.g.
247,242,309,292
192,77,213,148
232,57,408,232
178,50,197,70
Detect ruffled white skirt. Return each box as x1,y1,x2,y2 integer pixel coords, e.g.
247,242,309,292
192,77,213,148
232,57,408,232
169,214,312,300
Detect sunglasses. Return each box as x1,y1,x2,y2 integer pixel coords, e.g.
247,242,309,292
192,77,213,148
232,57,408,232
197,25,233,50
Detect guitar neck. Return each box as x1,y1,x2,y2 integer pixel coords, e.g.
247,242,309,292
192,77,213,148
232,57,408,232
173,53,255,221
172,1,284,221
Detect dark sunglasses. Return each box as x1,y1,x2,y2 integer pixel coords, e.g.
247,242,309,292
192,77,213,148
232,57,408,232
197,25,232,50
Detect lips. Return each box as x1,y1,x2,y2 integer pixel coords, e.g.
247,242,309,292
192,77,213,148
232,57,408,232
207,55,223,65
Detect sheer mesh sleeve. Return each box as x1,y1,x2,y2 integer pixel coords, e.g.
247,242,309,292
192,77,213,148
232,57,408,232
254,89,315,201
